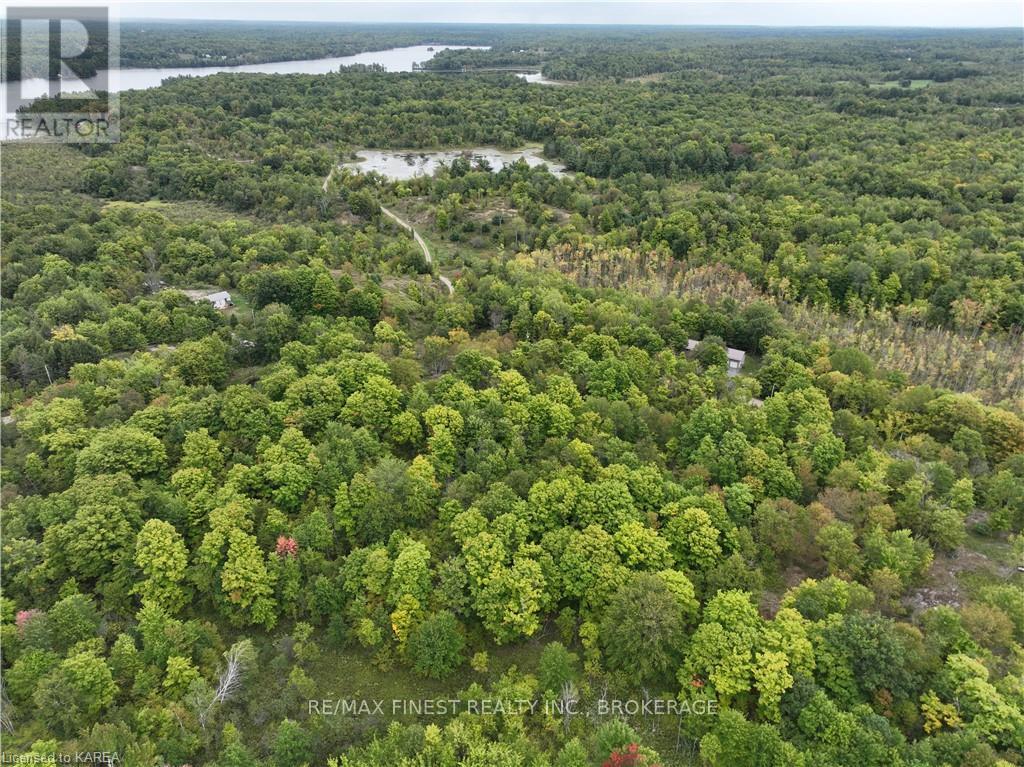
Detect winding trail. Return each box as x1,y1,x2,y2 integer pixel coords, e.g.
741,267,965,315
322,165,453,295
321,166,335,192
379,204,454,295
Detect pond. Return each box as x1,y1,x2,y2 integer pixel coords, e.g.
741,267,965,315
344,147,569,179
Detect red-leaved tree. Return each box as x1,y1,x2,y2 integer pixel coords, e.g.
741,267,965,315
603,743,660,767
275,536,298,557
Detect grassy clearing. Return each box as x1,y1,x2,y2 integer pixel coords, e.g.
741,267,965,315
962,532,1018,570
390,195,540,272
260,632,699,765
101,198,253,223
224,290,253,319
869,79,934,89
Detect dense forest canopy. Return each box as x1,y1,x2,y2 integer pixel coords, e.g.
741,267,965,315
1,23,1023,767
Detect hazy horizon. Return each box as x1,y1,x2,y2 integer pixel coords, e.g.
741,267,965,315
114,2,1022,29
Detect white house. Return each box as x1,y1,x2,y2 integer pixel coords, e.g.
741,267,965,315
726,347,746,375
686,338,747,375
203,291,233,310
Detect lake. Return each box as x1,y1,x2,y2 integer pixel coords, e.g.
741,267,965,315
344,147,569,179
7,44,489,107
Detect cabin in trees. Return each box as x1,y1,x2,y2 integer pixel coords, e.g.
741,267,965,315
726,348,746,375
686,339,747,376
202,291,234,310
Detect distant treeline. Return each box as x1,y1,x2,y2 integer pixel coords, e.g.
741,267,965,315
419,27,1021,83
4,21,496,79
7,22,1020,87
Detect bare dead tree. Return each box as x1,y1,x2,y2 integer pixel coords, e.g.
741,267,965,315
559,680,579,735
1,677,14,733
194,639,255,730
143,248,162,294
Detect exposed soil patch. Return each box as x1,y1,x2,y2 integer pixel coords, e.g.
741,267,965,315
903,545,1015,615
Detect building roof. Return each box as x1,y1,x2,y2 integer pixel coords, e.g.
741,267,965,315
686,338,746,366
203,291,233,309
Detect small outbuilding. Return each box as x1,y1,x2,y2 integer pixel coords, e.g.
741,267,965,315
726,347,746,374
203,291,233,310
686,339,747,376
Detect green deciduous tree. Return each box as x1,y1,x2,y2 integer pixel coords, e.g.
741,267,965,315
600,573,689,685
682,590,763,704
34,651,117,737
221,529,278,629
538,641,578,693
76,426,166,477
406,610,465,679
134,519,189,613
664,505,723,572
173,335,230,387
